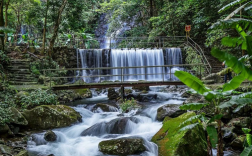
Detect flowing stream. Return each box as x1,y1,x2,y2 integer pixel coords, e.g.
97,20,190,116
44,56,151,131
27,87,185,156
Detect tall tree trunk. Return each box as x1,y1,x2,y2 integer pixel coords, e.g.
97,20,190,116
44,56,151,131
217,119,224,156
48,0,67,57
0,0,4,51
42,0,49,55
150,0,153,17
4,0,10,44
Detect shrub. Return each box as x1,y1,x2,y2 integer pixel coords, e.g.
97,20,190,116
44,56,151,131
20,89,58,109
119,98,138,113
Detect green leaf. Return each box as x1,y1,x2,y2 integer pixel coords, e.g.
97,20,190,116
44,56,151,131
207,114,223,124
219,98,252,109
207,125,218,148
179,123,199,132
241,145,252,156
211,48,252,81
179,103,209,110
179,115,202,127
246,36,252,56
218,0,250,13
222,74,246,91
221,36,241,47
243,128,252,134
174,71,210,94
210,18,252,30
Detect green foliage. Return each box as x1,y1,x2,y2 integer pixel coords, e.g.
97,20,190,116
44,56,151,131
184,46,205,76
119,98,138,113
241,146,252,156
179,103,209,111
20,89,58,109
206,125,218,148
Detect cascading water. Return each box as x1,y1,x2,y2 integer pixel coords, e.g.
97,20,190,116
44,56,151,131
27,87,185,156
164,48,183,80
78,48,183,82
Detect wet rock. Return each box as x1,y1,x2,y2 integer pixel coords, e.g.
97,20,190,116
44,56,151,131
156,104,186,121
227,117,251,134
137,94,157,102
183,93,204,104
0,144,12,155
15,150,29,156
22,105,82,130
44,130,57,142
73,89,92,98
108,88,119,100
98,137,146,155
91,103,118,113
230,136,246,150
222,127,237,143
132,85,149,92
181,91,191,98
81,117,140,136
152,112,207,156
8,107,28,126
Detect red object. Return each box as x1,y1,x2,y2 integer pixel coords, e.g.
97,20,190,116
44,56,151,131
185,25,191,32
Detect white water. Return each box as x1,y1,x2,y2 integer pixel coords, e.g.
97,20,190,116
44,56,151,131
27,89,184,156
78,48,183,83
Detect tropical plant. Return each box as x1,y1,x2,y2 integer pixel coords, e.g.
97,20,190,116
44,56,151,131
175,70,252,156
241,128,252,156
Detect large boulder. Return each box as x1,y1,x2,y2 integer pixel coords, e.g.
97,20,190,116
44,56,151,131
81,117,139,136
8,107,28,125
152,112,207,156
22,105,82,130
0,124,12,136
156,104,186,121
108,88,119,100
73,89,92,98
98,138,146,155
44,130,57,142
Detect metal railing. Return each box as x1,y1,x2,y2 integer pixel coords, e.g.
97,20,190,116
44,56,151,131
43,64,204,88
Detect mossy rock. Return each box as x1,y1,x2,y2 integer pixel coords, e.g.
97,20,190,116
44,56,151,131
151,112,207,156
132,86,149,92
15,150,29,156
8,107,28,125
108,88,119,100
98,138,146,155
22,105,82,130
74,89,92,98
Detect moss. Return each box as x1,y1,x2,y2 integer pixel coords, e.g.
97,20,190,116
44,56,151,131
152,112,207,156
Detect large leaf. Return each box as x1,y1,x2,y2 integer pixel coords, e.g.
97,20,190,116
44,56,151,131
206,126,218,148
223,1,252,20
179,123,199,132
219,0,249,13
174,71,210,94
222,74,246,91
232,92,252,99
221,36,242,47
211,48,252,81
207,114,223,124
179,103,209,110
240,145,252,156
179,115,202,127
246,36,252,56
210,18,252,30
219,98,252,109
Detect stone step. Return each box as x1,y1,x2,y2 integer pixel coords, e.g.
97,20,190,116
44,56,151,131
8,68,30,72
10,59,30,63
9,81,38,85
9,79,37,82
8,65,30,70
8,75,34,79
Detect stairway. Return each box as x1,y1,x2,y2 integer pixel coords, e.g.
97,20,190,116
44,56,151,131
8,59,38,85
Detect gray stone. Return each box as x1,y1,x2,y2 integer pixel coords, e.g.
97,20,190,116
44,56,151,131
98,138,146,155
156,104,186,121
44,130,57,142
9,107,28,126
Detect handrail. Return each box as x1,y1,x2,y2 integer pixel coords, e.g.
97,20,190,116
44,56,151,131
187,37,212,74
43,64,204,71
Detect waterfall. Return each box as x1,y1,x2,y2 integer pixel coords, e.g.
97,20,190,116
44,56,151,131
164,48,183,80
79,49,103,83
110,49,164,81
78,48,183,82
